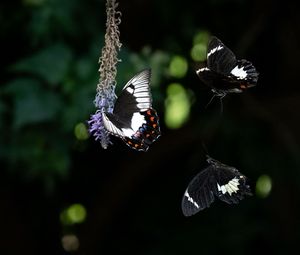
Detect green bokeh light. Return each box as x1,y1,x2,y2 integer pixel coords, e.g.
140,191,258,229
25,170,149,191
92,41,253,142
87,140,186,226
193,30,210,45
191,30,210,62
60,203,87,225
164,83,191,129
169,56,188,78
67,204,87,223
191,43,207,62
74,122,89,140
256,174,272,198
61,234,80,252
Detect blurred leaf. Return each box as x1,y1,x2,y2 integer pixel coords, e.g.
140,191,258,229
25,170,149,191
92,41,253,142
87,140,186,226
4,78,62,129
75,56,96,81
0,99,6,156
164,83,191,129
193,30,210,45
169,55,188,78
74,122,89,141
60,203,87,225
23,0,46,7
26,0,81,45
191,43,207,61
256,174,272,198
6,129,70,182
0,99,6,120
119,47,170,88
61,83,95,131
148,49,170,87
11,44,72,86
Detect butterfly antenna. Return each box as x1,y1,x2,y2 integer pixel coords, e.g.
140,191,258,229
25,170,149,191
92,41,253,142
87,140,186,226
219,97,223,114
219,93,226,114
201,142,210,157
205,94,216,109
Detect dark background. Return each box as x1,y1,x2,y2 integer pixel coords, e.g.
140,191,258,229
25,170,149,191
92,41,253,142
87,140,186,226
1,0,300,254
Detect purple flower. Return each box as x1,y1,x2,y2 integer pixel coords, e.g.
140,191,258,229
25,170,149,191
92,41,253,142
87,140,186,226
88,110,110,149
88,89,116,149
87,0,121,149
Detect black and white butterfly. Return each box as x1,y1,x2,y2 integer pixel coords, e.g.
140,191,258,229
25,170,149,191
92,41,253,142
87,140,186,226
181,156,252,217
102,69,161,152
196,36,259,99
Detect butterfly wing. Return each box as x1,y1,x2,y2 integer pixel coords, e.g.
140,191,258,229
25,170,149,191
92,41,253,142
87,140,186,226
229,59,259,86
196,36,259,94
196,67,233,93
122,108,160,151
102,69,161,151
212,162,252,204
181,157,252,216
196,36,239,92
207,36,237,75
216,167,251,204
114,68,152,116
181,166,217,216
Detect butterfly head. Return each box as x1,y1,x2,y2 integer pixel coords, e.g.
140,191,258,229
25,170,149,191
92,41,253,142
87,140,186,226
211,89,227,98
206,155,223,166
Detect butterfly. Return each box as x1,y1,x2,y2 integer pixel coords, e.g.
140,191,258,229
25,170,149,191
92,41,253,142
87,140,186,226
102,69,161,152
196,36,259,99
181,156,252,217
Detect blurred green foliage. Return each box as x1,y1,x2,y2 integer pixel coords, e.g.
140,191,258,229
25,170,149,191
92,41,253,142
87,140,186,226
256,174,272,198
0,0,176,192
191,30,210,61
164,83,192,129
169,55,188,78
60,203,87,225
2,0,299,254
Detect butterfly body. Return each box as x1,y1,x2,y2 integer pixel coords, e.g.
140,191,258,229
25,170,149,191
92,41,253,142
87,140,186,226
181,156,252,217
102,69,161,152
196,36,259,97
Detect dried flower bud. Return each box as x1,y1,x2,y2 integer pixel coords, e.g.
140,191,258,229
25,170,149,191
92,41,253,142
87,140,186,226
88,0,121,149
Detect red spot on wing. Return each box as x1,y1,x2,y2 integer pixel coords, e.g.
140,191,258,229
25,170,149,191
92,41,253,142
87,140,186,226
122,108,161,152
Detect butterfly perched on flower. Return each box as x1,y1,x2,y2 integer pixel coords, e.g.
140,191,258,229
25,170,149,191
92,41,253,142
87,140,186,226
196,36,259,99
181,156,252,216
101,69,161,152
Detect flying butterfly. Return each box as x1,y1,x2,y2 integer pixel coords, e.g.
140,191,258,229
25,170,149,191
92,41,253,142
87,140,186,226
181,156,252,217
102,69,161,152
196,36,259,99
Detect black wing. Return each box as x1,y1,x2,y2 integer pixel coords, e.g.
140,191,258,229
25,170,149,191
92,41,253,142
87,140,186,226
212,162,252,204
102,69,152,135
229,59,259,86
113,69,152,127
207,36,237,75
114,69,152,117
181,165,217,217
122,108,161,151
207,37,259,86
102,69,161,151
181,157,252,216
196,37,259,93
